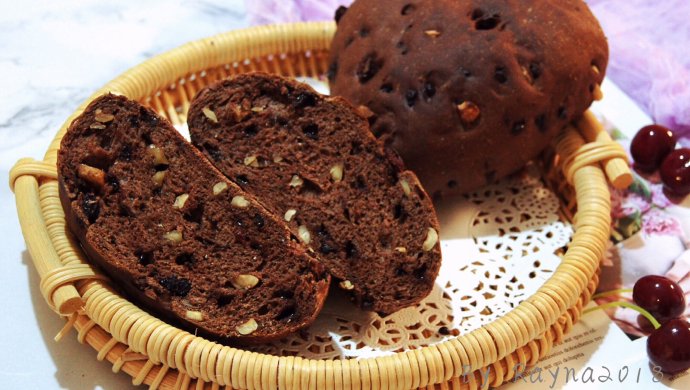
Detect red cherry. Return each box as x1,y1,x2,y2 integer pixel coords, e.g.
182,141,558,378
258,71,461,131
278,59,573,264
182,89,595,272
631,124,676,172
633,275,686,324
660,148,690,196
647,318,690,374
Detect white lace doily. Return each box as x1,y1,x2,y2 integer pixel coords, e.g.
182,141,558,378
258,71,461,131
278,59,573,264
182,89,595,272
248,165,573,359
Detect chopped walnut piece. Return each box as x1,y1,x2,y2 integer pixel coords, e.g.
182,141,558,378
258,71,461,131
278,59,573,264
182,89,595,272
244,155,259,168
164,231,183,243
339,280,355,290
330,164,344,182
457,101,480,126
284,209,297,222
94,113,115,123
213,182,228,195
152,171,166,187
231,196,250,208
202,107,218,123
148,145,169,166
400,179,411,197
289,175,304,188
77,164,106,189
185,310,203,321
298,225,311,244
231,274,260,289
173,194,189,209
422,228,439,251
593,84,603,101
236,318,258,335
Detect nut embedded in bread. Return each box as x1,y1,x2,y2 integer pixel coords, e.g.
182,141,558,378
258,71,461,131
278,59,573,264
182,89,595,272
188,73,443,315
57,94,330,343
328,0,609,196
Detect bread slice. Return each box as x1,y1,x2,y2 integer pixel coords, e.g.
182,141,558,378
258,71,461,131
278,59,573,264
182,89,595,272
57,94,330,342
188,73,442,315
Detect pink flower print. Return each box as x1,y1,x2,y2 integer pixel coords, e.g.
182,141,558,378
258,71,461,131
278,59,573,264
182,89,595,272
651,183,673,209
642,208,683,236
612,191,651,219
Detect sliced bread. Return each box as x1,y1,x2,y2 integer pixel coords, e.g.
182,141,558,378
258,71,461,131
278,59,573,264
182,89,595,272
188,73,442,315
58,93,330,342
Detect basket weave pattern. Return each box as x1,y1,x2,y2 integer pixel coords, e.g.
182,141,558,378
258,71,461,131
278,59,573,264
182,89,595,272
9,22,627,389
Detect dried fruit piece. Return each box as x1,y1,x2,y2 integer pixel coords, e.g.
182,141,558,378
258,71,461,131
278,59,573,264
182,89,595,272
77,164,106,189
236,318,258,335
356,53,383,84
422,228,438,251
334,5,348,23
81,193,100,223
159,275,191,297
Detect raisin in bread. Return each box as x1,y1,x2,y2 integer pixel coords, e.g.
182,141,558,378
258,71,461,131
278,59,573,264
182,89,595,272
58,94,329,343
188,73,442,315
328,0,608,196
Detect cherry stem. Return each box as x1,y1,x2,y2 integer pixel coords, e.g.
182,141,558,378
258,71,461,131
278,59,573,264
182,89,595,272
583,301,661,330
591,288,633,300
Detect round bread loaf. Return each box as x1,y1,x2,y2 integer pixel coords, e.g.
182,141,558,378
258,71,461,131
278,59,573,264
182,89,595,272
328,0,608,196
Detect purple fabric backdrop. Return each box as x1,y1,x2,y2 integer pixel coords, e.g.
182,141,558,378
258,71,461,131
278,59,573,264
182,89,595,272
246,0,690,139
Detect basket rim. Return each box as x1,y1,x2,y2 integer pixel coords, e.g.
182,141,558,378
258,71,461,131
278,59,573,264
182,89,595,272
11,21,613,389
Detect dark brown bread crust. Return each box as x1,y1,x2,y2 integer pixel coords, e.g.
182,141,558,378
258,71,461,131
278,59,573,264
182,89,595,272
328,0,608,196
188,73,442,315
57,94,329,343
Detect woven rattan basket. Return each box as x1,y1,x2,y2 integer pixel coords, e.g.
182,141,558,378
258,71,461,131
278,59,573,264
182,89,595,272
10,22,631,389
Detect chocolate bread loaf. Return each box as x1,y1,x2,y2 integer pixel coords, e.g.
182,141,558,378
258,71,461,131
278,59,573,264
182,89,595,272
188,73,442,315
328,0,608,196
58,94,330,342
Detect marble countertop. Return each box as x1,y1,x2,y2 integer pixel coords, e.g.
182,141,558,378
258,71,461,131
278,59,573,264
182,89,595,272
0,1,247,388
